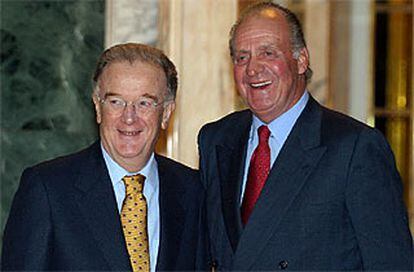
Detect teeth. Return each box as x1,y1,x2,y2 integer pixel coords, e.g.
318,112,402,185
122,131,139,136
251,81,272,88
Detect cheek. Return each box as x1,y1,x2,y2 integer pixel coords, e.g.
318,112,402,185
144,114,163,133
100,114,119,133
233,68,248,95
269,60,290,76
233,66,244,82
278,57,299,77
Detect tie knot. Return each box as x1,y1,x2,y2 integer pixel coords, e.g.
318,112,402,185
122,174,145,195
258,125,271,143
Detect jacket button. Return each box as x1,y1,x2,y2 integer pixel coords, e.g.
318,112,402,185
209,259,218,271
279,260,288,270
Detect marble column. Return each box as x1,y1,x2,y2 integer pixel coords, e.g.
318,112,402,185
105,0,159,47
1,1,104,232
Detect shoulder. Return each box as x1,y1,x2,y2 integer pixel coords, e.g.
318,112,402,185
21,142,100,184
156,154,198,178
304,96,371,136
316,102,380,144
321,106,370,132
298,97,390,159
198,110,251,145
313,103,395,167
200,110,250,134
156,154,202,192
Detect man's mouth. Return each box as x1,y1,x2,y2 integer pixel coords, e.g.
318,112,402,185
250,80,272,89
119,130,141,136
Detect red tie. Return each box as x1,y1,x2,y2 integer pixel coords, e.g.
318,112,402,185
241,125,271,225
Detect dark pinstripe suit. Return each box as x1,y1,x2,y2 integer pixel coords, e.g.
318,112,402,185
198,95,413,271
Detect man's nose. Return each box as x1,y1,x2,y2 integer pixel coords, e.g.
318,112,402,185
121,104,138,124
246,56,264,76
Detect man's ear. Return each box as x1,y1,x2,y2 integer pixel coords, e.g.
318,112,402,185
92,93,102,124
161,101,175,130
296,47,309,75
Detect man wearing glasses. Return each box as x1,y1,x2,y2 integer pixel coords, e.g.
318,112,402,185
2,43,206,271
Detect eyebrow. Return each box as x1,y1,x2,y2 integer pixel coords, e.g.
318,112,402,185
103,92,120,98
236,49,250,54
141,93,159,102
258,44,278,50
235,42,279,53
103,92,160,102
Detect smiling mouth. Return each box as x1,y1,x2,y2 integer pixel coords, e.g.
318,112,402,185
119,130,141,136
250,80,272,89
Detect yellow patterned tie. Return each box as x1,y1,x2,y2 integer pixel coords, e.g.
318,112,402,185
121,174,150,271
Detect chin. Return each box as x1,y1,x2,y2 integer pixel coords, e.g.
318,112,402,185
250,103,273,113
118,146,144,157
112,143,139,155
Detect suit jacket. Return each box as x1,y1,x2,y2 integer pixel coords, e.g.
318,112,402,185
198,95,413,271
2,141,207,271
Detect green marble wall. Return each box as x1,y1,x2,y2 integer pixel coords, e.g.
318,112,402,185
1,0,104,235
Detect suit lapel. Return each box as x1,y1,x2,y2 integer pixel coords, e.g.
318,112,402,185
155,156,186,271
216,112,252,252
74,142,131,271
233,97,327,270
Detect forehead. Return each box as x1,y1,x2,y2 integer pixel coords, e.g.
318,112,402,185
234,11,291,50
99,61,167,92
101,60,163,78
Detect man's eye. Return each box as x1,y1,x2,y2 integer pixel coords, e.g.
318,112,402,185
137,99,154,108
261,50,277,58
109,98,124,107
236,54,249,64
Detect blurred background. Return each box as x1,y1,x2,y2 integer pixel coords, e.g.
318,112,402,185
1,0,413,239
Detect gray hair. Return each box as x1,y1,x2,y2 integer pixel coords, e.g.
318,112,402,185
229,1,313,82
92,43,177,99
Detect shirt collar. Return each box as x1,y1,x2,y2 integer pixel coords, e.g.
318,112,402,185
100,143,158,190
250,91,309,143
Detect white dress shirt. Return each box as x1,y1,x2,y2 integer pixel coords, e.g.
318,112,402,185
240,91,309,202
101,145,159,272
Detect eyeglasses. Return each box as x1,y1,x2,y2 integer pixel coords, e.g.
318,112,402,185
96,94,169,115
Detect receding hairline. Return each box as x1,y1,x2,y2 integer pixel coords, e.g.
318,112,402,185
91,43,178,99
230,3,302,56
246,5,286,20
97,59,165,79
229,2,313,82
93,60,168,96
93,55,167,84
235,2,293,28
234,10,291,39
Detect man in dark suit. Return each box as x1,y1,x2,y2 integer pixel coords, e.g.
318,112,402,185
2,43,206,271
198,2,413,270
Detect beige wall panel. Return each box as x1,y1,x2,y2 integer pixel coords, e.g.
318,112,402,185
160,0,238,168
304,0,330,105
348,0,373,124
329,1,351,112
